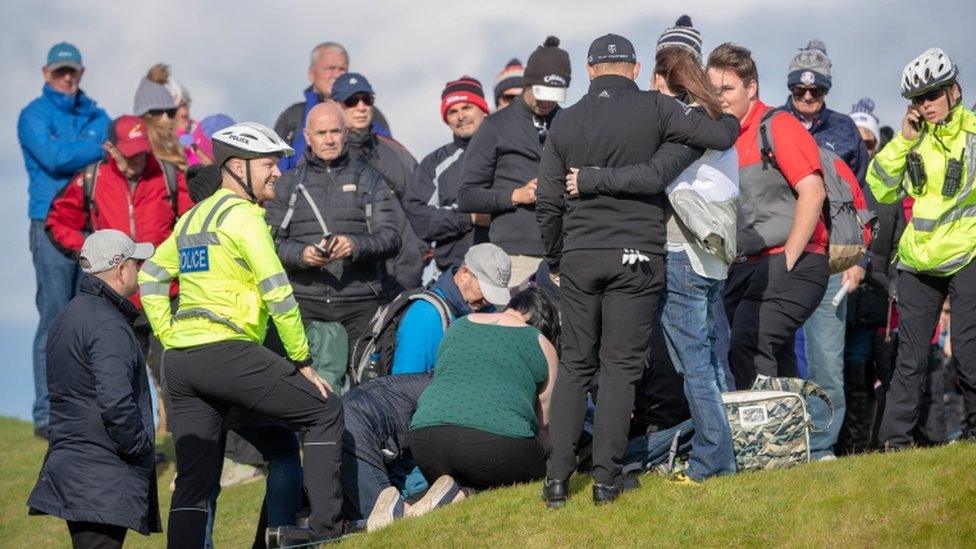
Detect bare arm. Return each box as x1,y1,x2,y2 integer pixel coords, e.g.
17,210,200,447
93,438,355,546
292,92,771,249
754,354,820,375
535,333,559,449
785,174,827,270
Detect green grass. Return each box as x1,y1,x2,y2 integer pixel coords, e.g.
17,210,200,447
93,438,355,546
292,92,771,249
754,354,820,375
3,415,975,547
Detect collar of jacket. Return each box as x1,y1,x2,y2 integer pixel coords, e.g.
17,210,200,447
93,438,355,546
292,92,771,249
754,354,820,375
304,146,350,171
512,93,559,125
106,153,163,181
81,274,140,321
42,84,94,114
588,74,639,93
927,102,975,139
304,85,328,103
452,132,472,149
783,96,833,133
433,267,473,317
346,129,376,153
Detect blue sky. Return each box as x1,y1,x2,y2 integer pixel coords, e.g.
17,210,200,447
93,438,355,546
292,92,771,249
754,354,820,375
1,0,973,419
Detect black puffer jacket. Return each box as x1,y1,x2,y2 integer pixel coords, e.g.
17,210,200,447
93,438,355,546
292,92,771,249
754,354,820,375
266,149,401,303
347,131,427,292
27,275,160,535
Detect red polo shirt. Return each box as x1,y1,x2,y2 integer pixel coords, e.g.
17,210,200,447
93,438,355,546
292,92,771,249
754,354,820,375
736,100,828,255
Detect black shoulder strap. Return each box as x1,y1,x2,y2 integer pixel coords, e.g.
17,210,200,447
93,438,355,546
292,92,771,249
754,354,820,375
81,161,101,230
159,159,180,219
758,108,784,171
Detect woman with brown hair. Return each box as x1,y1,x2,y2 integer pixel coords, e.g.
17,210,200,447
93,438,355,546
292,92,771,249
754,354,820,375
650,21,741,484
134,64,187,171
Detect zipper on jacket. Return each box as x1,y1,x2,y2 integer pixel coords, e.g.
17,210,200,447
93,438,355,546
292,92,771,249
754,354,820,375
127,180,137,238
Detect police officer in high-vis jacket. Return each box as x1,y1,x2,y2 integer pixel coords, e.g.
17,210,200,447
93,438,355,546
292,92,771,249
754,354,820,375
867,47,976,448
137,122,347,547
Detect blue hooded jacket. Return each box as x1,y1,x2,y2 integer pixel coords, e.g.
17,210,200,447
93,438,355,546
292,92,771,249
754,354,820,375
391,267,494,375
18,85,110,220
782,98,868,181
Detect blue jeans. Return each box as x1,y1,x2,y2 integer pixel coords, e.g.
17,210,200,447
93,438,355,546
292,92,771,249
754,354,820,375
802,273,847,458
660,251,735,480
341,452,425,520
29,219,80,428
204,427,302,549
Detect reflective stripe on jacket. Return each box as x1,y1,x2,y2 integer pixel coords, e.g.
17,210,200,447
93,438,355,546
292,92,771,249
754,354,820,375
866,105,976,276
138,188,310,361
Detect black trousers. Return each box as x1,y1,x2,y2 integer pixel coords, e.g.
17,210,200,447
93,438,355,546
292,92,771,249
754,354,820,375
879,260,976,448
66,521,126,549
547,250,665,485
724,252,828,389
165,340,344,547
410,425,546,490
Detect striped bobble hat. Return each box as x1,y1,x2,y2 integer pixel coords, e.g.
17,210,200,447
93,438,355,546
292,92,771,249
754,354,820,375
441,76,490,122
657,15,702,61
493,58,525,105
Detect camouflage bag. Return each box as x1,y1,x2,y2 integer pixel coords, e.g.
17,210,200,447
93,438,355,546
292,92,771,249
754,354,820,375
721,375,833,472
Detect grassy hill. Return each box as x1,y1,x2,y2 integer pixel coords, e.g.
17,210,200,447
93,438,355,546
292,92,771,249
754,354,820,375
2,416,974,547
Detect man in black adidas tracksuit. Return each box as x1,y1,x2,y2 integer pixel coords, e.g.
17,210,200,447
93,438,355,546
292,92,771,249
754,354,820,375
537,34,739,505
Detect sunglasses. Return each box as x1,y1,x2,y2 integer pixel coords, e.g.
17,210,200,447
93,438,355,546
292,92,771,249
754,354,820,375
147,108,178,118
500,93,519,103
343,93,374,108
911,86,948,105
791,87,826,100
532,115,548,144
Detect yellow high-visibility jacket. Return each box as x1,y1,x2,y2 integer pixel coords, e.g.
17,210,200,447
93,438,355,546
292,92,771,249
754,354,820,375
137,188,310,362
867,104,976,276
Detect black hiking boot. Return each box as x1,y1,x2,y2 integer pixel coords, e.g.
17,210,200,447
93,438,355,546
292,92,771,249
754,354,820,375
542,477,568,509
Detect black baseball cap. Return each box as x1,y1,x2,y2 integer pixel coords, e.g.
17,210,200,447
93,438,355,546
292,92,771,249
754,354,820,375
587,34,637,66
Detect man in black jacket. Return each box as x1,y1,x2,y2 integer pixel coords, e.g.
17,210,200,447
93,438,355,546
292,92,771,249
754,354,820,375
266,101,401,368
331,72,426,292
403,76,492,273
28,230,160,548
537,34,740,506
458,36,571,288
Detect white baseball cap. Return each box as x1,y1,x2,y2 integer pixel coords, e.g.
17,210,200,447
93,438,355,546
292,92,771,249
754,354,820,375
80,229,154,274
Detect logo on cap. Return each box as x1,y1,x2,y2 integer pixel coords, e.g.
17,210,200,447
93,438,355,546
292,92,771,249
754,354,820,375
608,44,617,54
543,74,567,86
349,77,359,84
108,253,125,268
801,71,815,85
128,124,143,139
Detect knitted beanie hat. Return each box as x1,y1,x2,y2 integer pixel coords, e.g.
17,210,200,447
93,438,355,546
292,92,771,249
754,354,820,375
493,58,524,105
441,76,490,122
657,15,702,61
788,39,832,90
134,66,177,116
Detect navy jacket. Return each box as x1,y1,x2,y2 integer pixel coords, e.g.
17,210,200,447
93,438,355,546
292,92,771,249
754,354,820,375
782,99,869,181
341,373,434,470
27,275,160,534
18,85,110,220
403,134,487,270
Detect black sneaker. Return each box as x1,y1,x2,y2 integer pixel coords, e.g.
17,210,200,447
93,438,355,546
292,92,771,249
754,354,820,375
266,522,362,548
542,477,568,509
592,475,640,505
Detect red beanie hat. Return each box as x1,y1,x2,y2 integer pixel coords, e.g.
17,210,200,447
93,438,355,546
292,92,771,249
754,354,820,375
441,76,490,122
